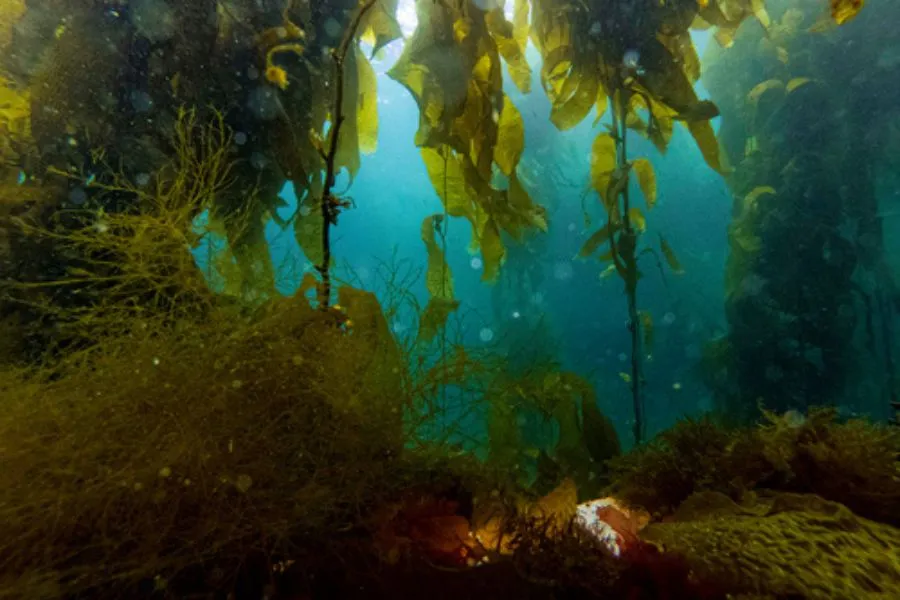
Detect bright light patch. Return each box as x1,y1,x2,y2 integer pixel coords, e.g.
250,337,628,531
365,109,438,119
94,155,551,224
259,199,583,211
397,0,417,37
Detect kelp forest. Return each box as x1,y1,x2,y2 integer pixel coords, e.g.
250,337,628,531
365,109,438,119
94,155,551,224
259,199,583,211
0,0,898,598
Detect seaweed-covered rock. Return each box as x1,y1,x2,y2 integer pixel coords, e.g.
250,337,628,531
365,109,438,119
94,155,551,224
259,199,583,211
606,409,900,525
642,491,900,599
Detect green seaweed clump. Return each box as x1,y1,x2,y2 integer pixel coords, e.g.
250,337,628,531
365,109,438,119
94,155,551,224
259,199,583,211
607,408,900,525
606,416,753,516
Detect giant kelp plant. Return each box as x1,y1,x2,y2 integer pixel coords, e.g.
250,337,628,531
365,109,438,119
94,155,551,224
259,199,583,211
702,0,899,420
0,0,894,599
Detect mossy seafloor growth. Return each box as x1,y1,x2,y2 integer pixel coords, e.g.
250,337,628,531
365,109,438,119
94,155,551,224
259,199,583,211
643,492,900,599
607,408,900,525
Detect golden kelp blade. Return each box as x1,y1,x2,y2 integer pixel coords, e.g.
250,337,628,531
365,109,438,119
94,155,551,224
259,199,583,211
659,235,685,274
631,158,657,209
832,0,864,25
578,223,619,258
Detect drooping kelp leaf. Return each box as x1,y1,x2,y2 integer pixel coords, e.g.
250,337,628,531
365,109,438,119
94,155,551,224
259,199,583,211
578,223,619,258
748,79,785,103
390,0,544,283
628,207,647,233
505,173,549,237
356,46,379,154
421,215,454,300
529,0,749,177
590,133,617,206
743,185,776,212
485,7,531,93
479,217,505,283
421,147,476,221
418,297,460,345
334,46,363,181
494,96,524,176
294,198,325,267
550,68,600,131
357,0,403,56
631,158,657,209
512,0,529,49
786,77,812,93
687,119,728,174
830,0,865,26
659,234,685,274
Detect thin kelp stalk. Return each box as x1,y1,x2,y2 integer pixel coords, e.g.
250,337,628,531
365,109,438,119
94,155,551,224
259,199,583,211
317,0,378,309
612,91,644,446
439,154,450,409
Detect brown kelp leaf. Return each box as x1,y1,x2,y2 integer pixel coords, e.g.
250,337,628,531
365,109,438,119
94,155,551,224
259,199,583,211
786,77,812,93
748,79,785,103
628,207,647,233
479,217,505,283
550,72,599,131
590,133,617,205
334,46,362,180
508,173,549,234
418,297,460,345
688,119,728,174
293,199,325,267
486,8,532,93
578,223,619,258
743,185,776,212
512,0,530,48
358,0,403,57
421,215,454,300
356,47,379,154
421,147,475,220
631,158,657,209
750,0,772,29
494,96,525,176
659,235,684,274
831,0,865,25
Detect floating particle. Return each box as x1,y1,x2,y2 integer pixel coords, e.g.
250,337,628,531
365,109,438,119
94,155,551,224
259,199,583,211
618,352,627,362
130,89,154,113
662,312,676,325
479,328,494,343
135,173,151,187
68,187,87,205
247,86,279,121
623,49,640,69
158,466,172,478
324,17,342,39
470,257,483,270
234,132,248,146
512,310,521,319
250,152,269,170
672,382,682,391
553,261,574,281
